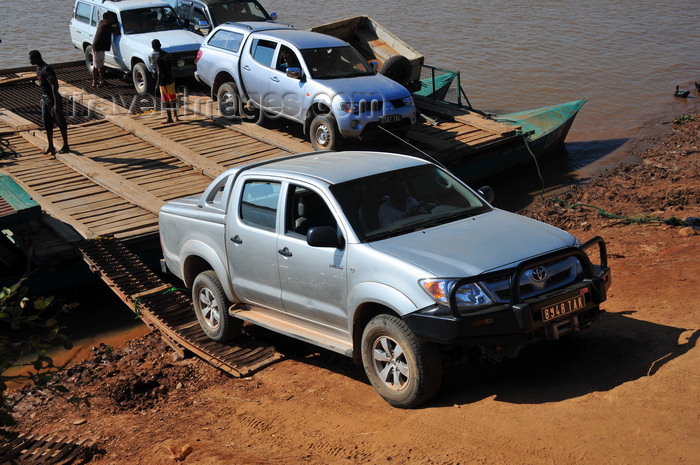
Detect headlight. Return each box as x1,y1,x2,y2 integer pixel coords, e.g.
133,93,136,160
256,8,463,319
402,95,414,107
420,279,492,308
339,102,359,114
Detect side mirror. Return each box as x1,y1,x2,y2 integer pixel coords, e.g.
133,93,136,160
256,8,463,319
307,226,344,249
477,185,494,203
369,60,379,72
286,67,302,79
270,12,278,21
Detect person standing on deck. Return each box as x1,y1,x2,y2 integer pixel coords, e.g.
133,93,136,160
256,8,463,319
92,12,118,87
29,50,69,156
151,39,179,123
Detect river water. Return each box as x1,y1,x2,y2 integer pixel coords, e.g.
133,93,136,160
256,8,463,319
1,0,699,173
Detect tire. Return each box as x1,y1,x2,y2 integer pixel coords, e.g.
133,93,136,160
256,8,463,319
217,82,241,120
132,62,152,97
378,55,412,86
361,314,442,408
192,270,242,343
84,45,95,75
309,114,342,151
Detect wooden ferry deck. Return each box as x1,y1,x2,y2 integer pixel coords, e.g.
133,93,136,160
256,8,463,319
0,63,521,375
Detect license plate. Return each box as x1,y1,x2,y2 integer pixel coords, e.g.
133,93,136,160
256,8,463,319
380,114,401,124
541,294,586,321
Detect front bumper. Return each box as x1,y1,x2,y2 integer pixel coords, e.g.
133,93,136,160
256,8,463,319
404,237,612,347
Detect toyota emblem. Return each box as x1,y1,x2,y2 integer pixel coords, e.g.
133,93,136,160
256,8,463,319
531,266,547,282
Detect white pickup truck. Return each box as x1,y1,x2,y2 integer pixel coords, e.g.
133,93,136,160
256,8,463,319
158,151,611,408
194,22,416,150
69,0,203,95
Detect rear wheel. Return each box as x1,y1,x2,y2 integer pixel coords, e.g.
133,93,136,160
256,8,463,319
132,62,152,96
217,82,241,119
361,314,442,408
84,45,95,75
309,114,341,151
192,270,242,343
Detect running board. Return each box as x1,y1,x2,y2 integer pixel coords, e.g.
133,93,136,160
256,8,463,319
230,304,354,357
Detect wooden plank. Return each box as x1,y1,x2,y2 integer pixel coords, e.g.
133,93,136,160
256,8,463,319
107,115,226,178
0,168,96,238
0,107,39,131
50,151,165,215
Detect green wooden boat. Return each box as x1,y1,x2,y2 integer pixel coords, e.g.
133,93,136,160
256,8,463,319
449,99,587,182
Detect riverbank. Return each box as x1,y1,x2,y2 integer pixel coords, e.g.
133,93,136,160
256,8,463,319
4,113,699,464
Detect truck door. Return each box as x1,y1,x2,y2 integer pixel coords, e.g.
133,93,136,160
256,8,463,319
69,1,94,49
225,178,283,309
276,184,349,331
239,37,276,107
268,45,306,122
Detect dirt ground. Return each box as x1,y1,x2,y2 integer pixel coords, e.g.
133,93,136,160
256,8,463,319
4,114,699,465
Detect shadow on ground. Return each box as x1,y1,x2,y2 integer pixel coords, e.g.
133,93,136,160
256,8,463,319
244,310,697,408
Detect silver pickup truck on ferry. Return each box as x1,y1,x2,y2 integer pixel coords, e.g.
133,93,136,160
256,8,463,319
158,151,611,408
194,22,416,150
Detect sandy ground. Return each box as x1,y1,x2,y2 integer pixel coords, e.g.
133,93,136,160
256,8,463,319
3,114,699,465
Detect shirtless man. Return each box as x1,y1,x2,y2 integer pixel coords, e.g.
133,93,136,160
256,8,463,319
29,50,69,155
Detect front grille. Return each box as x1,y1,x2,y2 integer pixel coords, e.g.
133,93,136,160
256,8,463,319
359,100,383,114
170,52,197,68
485,256,581,303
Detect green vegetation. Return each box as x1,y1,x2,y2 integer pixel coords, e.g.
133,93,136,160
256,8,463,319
673,114,695,125
1,279,81,431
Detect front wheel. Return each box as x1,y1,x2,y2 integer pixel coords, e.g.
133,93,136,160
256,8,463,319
361,314,442,408
192,270,242,343
309,114,341,151
132,62,153,97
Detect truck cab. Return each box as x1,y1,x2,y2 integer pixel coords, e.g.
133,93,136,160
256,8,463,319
174,0,277,35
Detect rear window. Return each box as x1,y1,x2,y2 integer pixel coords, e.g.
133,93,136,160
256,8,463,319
74,2,92,24
207,29,244,53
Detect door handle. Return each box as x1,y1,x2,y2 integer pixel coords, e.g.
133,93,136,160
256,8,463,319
230,235,242,244
278,247,292,257
242,65,250,71
270,76,279,83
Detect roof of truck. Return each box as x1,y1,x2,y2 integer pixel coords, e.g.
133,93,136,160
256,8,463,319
219,22,346,48
243,151,430,185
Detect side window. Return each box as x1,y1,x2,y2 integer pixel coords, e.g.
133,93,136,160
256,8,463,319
90,6,100,26
192,7,207,25
207,29,230,49
250,39,277,68
225,32,244,52
286,185,336,237
74,2,92,24
240,181,280,231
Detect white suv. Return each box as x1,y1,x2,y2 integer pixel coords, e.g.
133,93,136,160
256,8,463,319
69,0,203,95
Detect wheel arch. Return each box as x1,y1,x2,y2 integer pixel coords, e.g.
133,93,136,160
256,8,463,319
180,241,233,301
348,282,419,365
351,302,400,366
212,72,237,102
304,100,332,134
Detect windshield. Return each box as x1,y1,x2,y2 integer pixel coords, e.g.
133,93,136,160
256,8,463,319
331,164,492,242
209,0,270,23
300,46,375,79
121,7,183,34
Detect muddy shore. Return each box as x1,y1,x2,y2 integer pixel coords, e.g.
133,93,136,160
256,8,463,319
3,113,699,464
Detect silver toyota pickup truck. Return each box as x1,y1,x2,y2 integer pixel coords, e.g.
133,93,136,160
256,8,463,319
194,22,416,150
159,151,611,407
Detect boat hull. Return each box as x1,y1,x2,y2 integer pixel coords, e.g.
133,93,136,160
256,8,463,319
448,100,586,183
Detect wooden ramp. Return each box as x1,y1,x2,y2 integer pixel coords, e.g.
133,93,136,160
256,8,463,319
0,433,96,465
78,237,284,377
